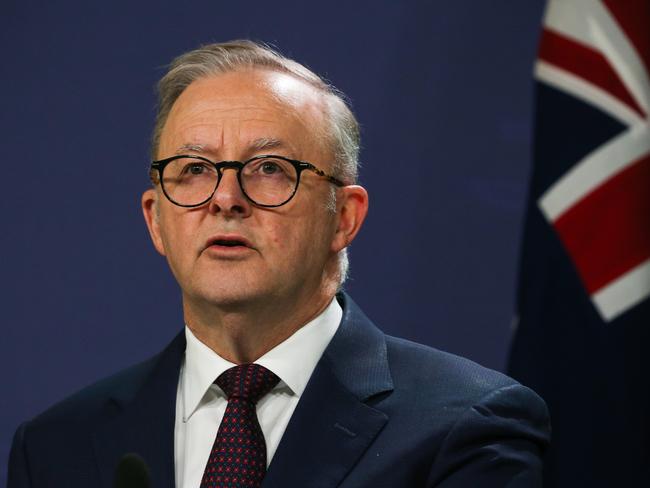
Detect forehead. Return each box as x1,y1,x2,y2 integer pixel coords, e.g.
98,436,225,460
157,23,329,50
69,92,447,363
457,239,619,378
159,69,331,161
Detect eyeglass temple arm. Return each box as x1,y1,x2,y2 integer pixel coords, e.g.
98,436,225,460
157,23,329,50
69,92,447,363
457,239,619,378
304,164,345,187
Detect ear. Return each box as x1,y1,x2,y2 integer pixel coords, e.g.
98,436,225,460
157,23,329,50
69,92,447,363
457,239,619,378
331,185,369,253
142,188,167,256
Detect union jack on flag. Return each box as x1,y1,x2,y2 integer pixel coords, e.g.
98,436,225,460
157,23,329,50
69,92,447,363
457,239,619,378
534,0,650,322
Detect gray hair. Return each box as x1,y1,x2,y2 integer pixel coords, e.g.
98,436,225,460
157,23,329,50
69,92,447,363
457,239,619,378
152,40,360,286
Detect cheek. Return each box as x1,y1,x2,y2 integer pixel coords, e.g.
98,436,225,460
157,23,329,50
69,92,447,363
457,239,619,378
270,232,282,245
286,214,334,257
159,210,197,258
262,218,309,258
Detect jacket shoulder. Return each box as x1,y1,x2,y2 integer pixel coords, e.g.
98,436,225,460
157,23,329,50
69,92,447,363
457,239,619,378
380,335,550,485
382,335,547,413
386,335,515,387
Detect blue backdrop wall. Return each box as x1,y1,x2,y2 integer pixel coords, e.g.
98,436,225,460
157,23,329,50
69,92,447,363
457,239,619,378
1,0,545,478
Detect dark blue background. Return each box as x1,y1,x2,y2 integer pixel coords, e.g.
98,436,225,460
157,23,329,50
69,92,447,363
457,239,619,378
1,0,545,478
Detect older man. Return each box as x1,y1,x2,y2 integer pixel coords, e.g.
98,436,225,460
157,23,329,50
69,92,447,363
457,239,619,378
8,41,550,488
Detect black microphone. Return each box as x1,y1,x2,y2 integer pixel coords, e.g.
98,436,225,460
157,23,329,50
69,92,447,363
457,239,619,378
114,453,151,488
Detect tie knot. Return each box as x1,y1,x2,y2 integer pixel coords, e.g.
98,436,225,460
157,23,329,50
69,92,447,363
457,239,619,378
216,363,279,403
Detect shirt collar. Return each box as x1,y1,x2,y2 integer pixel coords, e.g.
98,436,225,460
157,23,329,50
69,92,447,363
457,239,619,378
181,297,342,422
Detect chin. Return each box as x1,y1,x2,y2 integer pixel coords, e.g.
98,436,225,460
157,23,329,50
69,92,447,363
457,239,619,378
188,276,275,310
196,287,255,307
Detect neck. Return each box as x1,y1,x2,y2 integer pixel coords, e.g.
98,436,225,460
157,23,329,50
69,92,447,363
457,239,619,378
182,285,336,364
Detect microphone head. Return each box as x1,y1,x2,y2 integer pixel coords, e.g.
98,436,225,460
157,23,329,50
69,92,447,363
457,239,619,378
114,453,151,488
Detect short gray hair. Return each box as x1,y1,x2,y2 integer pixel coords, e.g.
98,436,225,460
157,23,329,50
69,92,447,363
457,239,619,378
152,40,360,185
152,40,360,286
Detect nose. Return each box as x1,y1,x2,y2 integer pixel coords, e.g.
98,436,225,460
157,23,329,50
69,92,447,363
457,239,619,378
208,167,252,218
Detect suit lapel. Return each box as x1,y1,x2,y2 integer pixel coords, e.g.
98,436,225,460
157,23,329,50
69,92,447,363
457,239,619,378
92,332,185,488
264,294,393,487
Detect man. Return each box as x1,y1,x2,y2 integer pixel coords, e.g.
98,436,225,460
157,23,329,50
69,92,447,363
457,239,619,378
8,40,550,487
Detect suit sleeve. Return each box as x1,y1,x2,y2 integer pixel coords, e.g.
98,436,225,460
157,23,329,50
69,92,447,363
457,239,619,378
426,383,551,487
7,422,33,488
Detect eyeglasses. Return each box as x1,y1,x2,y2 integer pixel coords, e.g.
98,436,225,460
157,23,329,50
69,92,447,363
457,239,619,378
150,154,345,208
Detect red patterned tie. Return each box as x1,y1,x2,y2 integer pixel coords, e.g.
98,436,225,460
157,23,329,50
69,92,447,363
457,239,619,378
200,363,280,488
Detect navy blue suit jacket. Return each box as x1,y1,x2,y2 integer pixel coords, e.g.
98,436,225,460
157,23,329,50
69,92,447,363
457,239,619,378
8,294,550,487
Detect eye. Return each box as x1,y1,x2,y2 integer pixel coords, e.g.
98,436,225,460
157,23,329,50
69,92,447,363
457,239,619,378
186,163,206,175
242,157,296,185
260,160,282,175
178,161,215,178
245,158,291,177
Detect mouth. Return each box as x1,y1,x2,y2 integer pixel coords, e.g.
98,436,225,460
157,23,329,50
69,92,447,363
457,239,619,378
205,235,254,252
211,239,247,247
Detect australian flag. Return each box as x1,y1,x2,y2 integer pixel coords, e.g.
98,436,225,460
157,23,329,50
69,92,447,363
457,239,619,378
508,0,650,486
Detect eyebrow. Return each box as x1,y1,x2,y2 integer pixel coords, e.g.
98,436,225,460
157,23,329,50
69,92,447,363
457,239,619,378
249,137,284,152
175,138,290,157
175,143,207,154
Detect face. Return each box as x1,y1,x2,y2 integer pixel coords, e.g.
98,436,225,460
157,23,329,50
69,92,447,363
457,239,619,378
142,69,367,312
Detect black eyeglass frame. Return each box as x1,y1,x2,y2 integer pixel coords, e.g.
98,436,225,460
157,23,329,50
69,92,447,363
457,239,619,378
150,154,345,208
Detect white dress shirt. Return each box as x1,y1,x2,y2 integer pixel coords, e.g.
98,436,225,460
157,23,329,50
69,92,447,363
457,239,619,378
174,298,342,488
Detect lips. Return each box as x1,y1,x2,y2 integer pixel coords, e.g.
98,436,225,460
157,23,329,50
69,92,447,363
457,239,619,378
205,234,254,250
